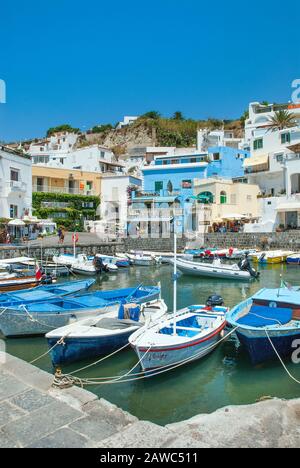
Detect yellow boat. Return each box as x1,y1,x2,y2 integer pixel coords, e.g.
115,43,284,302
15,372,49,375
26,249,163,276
251,251,293,264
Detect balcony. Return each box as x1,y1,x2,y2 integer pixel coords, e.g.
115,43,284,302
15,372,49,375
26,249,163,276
33,185,95,196
7,181,27,193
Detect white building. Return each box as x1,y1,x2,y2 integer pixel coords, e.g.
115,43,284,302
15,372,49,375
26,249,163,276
86,174,142,237
0,146,32,219
244,102,300,196
197,129,244,151
122,145,196,176
117,116,139,129
29,132,124,174
243,102,300,231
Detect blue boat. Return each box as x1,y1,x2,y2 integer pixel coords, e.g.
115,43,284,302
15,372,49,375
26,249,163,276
46,300,167,366
74,285,160,305
0,279,95,308
226,287,300,365
287,254,300,265
0,284,161,337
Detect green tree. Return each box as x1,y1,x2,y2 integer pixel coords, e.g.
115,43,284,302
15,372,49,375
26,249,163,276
267,110,296,132
46,124,80,137
172,111,184,121
140,111,161,120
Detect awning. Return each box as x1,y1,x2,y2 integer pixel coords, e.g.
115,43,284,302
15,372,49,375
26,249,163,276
244,154,269,168
287,144,300,153
222,213,249,220
276,202,300,212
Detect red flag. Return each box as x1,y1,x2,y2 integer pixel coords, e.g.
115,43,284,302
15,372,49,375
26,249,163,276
72,232,79,244
35,263,42,281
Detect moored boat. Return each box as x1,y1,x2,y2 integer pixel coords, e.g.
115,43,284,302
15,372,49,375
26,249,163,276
169,256,259,280
226,286,300,365
46,299,168,366
129,304,227,372
0,283,160,337
0,279,95,308
126,253,161,266
287,254,300,265
129,234,228,374
251,250,293,264
0,295,120,337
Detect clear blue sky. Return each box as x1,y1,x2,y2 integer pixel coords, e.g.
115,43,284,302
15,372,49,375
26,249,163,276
1,0,300,142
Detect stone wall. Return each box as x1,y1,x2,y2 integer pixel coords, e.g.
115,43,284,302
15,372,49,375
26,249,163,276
124,231,300,252
0,242,123,261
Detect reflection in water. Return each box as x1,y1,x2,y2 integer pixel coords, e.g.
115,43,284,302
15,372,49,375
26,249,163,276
4,262,300,425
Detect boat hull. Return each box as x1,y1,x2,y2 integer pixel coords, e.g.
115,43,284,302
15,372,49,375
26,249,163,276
236,328,300,365
48,329,136,366
287,257,300,265
132,323,226,372
0,304,118,337
173,259,251,281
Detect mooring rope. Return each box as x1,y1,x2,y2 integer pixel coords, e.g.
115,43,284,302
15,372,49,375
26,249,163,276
265,330,300,385
54,326,238,387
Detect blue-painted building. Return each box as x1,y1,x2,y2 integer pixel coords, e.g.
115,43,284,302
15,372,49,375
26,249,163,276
128,147,250,235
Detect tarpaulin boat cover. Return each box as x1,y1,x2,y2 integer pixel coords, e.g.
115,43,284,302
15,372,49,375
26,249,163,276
237,305,293,327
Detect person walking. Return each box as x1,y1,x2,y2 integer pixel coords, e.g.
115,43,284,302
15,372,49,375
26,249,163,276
57,227,62,244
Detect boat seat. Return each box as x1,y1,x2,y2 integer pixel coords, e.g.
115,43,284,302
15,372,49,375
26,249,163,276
93,318,141,330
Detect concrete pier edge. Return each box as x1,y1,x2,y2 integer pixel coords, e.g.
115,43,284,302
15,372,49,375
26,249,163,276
1,352,300,448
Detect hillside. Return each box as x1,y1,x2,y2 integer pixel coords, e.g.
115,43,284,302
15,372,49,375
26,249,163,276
79,114,245,156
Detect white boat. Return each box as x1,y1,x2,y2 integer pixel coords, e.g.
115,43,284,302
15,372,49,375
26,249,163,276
46,299,168,366
126,253,162,266
226,249,257,259
94,254,130,268
170,257,259,280
129,234,228,373
71,254,118,275
53,253,77,267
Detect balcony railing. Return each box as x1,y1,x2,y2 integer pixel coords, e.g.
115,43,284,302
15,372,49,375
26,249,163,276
33,185,95,196
7,181,27,192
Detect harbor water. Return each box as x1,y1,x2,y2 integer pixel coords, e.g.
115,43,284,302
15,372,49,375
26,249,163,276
4,262,300,426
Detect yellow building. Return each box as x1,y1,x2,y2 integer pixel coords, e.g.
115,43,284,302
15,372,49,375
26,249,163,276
32,166,101,196
193,178,260,230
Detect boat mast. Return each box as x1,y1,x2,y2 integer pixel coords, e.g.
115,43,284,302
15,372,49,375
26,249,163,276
173,231,177,336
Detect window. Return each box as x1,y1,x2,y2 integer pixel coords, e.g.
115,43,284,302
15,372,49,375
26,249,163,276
190,158,197,163
275,153,284,163
155,181,163,192
9,205,18,218
230,194,237,204
182,180,192,189
220,191,227,204
10,169,19,182
253,138,263,150
171,159,179,165
281,133,291,144
212,153,220,161
247,195,252,201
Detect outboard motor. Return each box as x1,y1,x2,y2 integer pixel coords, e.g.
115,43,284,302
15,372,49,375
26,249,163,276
93,256,109,274
206,294,224,307
238,254,260,279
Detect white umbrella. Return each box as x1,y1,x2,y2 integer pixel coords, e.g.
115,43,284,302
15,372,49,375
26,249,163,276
8,219,25,226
